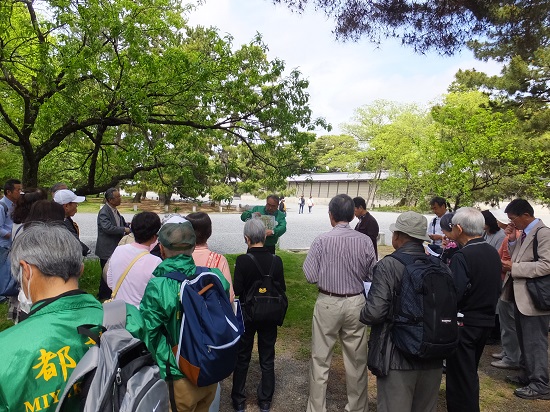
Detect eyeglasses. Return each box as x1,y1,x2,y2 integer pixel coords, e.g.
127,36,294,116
509,215,521,223
266,202,278,208
450,223,460,228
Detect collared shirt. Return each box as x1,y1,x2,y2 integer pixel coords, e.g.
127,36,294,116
508,218,540,247
106,203,121,227
303,222,376,295
523,218,540,237
0,197,14,248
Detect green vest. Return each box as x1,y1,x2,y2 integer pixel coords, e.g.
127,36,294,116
0,292,144,412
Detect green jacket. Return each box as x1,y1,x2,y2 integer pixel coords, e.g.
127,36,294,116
140,254,230,380
0,291,144,412
240,206,287,248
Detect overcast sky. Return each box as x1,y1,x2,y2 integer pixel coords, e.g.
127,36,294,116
188,0,501,134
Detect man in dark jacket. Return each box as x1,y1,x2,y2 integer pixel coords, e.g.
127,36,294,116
53,189,90,256
446,207,502,412
361,211,450,412
95,188,130,299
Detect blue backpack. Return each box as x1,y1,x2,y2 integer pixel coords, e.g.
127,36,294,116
164,267,241,387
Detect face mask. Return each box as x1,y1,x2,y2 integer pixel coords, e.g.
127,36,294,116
17,266,33,314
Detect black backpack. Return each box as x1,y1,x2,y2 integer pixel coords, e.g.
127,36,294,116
390,251,458,359
243,254,288,326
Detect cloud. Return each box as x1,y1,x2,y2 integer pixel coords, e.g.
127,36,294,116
189,0,502,133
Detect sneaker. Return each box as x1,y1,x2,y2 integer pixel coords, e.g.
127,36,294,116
492,351,505,360
233,403,245,412
491,359,520,370
514,386,550,400
259,402,271,412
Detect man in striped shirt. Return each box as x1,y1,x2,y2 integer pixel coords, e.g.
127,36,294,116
303,194,376,412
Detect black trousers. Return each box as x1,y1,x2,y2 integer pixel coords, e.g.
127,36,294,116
98,258,113,300
231,321,277,408
446,325,491,412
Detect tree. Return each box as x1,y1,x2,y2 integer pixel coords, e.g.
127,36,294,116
308,134,364,172
0,1,327,192
273,1,550,55
343,100,435,206
430,91,528,208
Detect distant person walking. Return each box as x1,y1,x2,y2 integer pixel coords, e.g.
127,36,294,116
307,196,314,213
299,196,305,214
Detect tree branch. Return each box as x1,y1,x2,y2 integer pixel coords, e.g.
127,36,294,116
74,162,165,195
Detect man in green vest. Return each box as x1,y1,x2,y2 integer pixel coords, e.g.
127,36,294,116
0,222,145,412
240,194,287,254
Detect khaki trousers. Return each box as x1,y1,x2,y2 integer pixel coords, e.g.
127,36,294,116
171,378,217,412
306,293,368,412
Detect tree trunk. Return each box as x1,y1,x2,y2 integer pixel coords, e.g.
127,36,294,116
21,153,39,188
132,192,142,203
159,193,171,206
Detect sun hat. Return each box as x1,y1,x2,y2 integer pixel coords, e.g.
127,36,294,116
53,189,85,205
389,211,431,242
157,221,196,251
490,209,509,225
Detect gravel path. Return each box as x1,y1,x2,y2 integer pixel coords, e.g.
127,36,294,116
74,204,404,256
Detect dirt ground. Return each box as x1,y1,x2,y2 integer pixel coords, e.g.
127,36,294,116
217,339,550,412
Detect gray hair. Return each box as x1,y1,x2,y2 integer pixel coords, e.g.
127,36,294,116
105,187,119,200
10,222,83,281
329,194,355,222
452,207,485,237
244,218,266,245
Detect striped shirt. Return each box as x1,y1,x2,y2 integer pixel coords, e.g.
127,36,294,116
303,223,376,294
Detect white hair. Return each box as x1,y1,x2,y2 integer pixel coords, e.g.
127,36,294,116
452,207,485,237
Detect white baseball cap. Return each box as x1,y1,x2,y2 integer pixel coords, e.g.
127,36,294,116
53,189,85,205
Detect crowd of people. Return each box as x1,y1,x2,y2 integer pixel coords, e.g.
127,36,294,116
0,180,549,412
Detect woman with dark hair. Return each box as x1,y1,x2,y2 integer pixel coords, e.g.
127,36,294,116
439,212,461,265
11,188,48,238
24,200,65,224
481,210,506,250
186,212,234,302
106,211,162,307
